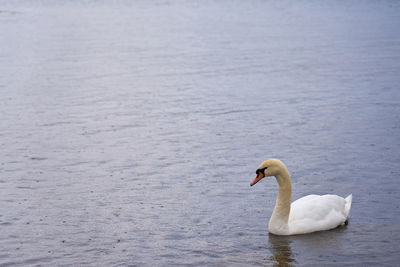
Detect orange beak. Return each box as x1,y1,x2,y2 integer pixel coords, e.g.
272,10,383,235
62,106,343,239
250,172,265,186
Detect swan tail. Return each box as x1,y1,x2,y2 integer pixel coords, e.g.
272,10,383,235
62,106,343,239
344,194,352,218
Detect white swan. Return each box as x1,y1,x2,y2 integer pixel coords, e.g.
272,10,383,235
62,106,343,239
250,159,352,235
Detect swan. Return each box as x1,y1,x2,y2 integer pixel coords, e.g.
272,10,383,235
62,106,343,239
250,159,352,235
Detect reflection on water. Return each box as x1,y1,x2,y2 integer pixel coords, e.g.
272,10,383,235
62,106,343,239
269,234,296,266
268,225,352,266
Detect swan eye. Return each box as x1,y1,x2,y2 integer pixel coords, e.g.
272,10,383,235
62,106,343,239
256,167,268,175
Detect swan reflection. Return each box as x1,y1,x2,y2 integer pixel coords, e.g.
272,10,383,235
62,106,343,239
268,234,296,266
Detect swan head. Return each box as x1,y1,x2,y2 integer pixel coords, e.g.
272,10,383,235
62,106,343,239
250,158,286,186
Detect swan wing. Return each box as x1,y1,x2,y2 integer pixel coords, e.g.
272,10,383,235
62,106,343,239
288,194,351,235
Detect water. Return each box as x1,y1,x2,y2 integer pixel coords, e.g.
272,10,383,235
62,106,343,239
1,0,400,266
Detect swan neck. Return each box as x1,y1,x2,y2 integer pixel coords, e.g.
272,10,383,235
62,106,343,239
273,171,292,221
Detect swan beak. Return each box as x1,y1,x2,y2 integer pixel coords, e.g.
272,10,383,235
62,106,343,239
250,172,265,186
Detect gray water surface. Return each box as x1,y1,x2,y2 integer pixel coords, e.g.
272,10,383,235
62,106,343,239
1,0,400,266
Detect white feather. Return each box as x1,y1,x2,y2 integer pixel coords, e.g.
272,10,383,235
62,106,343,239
288,194,352,234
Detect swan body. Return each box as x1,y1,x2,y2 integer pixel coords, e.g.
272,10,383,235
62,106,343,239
250,159,352,236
